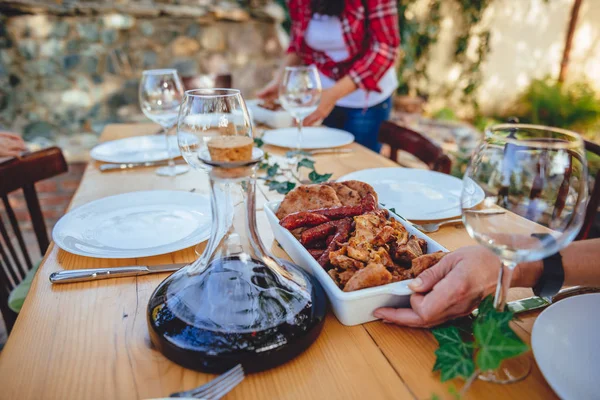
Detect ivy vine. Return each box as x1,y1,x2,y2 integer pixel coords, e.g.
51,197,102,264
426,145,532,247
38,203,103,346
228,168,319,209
397,0,494,108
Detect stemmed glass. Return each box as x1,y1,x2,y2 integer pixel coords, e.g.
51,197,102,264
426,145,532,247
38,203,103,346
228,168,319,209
139,69,189,176
462,124,588,383
278,65,322,167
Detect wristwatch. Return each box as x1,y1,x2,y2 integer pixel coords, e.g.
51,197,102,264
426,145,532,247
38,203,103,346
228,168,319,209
531,233,565,298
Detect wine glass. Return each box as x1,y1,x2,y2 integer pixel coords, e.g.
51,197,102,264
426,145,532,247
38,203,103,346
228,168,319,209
139,69,189,176
462,124,588,383
278,65,321,167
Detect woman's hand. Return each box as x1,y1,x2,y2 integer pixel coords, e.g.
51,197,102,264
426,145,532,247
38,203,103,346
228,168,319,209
256,79,281,101
0,132,27,157
374,246,503,328
304,88,338,126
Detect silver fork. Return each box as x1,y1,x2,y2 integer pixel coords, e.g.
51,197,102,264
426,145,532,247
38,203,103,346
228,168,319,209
170,364,245,399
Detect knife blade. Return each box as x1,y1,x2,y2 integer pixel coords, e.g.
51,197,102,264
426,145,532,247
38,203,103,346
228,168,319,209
471,286,600,317
49,263,188,284
308,148,354,156
99,160,186,172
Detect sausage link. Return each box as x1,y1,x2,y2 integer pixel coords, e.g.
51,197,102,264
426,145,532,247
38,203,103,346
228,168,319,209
317,218,353,268
280,212,330,230
300,222,337,246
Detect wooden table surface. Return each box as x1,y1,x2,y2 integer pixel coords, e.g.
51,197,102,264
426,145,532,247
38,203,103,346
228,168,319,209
0,123,558,400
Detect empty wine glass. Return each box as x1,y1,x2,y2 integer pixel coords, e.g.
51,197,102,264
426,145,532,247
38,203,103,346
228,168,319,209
278,65,321,167
462,124,588,383
139,69,189,176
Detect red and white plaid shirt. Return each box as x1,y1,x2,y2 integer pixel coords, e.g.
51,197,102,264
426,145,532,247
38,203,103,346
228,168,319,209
287,0,400,93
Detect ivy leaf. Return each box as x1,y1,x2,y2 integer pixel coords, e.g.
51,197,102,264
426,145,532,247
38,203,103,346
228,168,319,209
254,138,264,148
432,326,464,347
434,343,475,382
432,326,474,381
258,162,269,170
297,158,315,171
308,170,333,183
266,180,296,194
266,163,280,177
474,318,528,371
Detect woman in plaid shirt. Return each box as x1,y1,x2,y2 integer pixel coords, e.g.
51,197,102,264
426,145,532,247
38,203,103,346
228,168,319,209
257,0,400,152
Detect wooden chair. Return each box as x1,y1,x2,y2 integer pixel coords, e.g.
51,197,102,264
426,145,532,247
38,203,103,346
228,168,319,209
576,140,600,240
0,147,68,332
378,121,452,174
503,139,599,240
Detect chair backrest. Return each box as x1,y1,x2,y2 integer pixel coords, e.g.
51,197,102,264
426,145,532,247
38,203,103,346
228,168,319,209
378,121,452,174
503,139,599,241
576,140,600,240
0,147,68,332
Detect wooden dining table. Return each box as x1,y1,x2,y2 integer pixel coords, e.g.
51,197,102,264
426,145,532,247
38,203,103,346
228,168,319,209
0,123,559,400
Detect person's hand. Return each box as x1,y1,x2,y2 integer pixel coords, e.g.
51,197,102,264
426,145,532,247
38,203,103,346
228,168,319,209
373,246,502,328
256,78,281,101
303,88,338,126
0,132,27,157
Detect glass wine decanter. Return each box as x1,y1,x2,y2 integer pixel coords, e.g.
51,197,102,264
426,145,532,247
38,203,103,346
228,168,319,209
147,89,327,373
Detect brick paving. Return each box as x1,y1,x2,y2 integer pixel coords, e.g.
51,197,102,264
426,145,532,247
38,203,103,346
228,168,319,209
1,162,86,347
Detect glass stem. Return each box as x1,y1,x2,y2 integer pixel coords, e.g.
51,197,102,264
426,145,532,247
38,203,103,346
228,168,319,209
494,260,517,311
164,126,175,172
296,118,303,151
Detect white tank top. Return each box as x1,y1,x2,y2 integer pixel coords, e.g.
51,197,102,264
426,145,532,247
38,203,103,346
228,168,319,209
304,13,398,108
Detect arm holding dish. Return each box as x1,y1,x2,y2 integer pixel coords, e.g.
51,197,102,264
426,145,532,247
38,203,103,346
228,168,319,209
374,239,600,328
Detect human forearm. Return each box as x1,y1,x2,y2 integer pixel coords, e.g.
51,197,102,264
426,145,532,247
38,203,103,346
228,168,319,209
328,75,357,100
513,239,600,289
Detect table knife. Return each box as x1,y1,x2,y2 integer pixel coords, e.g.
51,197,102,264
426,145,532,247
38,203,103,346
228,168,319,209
309,148,354,156
49,263,188,284
471,286,600,317
99,160,182,172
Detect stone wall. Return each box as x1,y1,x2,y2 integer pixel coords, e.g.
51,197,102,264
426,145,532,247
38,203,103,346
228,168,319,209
0,1,284,159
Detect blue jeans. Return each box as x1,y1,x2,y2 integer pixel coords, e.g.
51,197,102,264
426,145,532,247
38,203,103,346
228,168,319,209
322,96,392,153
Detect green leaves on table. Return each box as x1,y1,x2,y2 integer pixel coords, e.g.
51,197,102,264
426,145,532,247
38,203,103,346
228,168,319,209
308,170,333,183
432,327,475,382
258,149,334,194
254,138,264,148
266,180,296,194
431,295,528,383
473,318,528,371
297,158,315,171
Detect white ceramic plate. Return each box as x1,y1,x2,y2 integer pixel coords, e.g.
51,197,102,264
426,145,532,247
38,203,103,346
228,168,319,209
261,127,354,149
90,134,196,163
53,191,211,258
532,293,600,400
265,201,448,326
337,168,485,220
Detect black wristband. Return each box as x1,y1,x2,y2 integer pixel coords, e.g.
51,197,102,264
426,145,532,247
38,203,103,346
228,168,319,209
531,233,564,298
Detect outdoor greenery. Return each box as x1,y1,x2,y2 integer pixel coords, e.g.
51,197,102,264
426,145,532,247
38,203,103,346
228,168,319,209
397,0,494,108
511,78,600,138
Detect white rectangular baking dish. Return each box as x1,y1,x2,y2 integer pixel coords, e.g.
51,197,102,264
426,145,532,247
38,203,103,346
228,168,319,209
246,99,294,129
264,201,448,326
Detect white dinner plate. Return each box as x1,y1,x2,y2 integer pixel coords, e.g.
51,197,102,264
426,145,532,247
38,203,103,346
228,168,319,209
90,134,196,163
532,294,600,400
53,191,211,258
261,127,354,149
337,168,485,220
